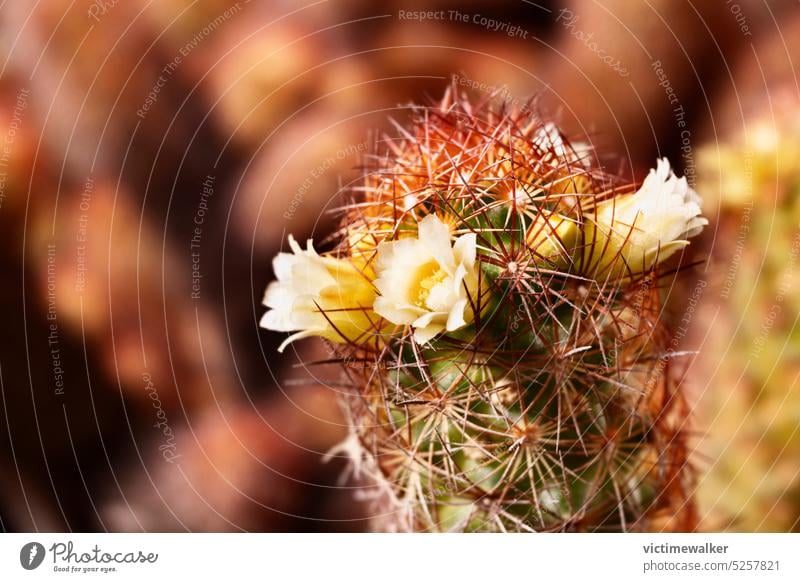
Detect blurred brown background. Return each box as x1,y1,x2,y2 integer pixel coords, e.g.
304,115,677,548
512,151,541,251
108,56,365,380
0,0,798,531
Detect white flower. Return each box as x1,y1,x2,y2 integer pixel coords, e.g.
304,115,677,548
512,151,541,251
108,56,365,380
373,215,480,345
535,122,593,167
584,158,707,278
260,236,379,352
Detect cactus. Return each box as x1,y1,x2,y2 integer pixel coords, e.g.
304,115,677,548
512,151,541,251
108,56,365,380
694,102,800,531
262,87,703,532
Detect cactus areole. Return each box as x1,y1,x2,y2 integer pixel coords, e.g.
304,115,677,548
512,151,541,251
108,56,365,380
261,86,704,532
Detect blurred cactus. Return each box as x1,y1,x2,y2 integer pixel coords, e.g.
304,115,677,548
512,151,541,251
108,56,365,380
263,87,703,531
695,101,800,532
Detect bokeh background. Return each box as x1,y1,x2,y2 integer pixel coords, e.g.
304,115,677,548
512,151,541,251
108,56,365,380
0,0,798,531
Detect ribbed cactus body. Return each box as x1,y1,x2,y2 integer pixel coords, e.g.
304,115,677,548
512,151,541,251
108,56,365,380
330,90,695,532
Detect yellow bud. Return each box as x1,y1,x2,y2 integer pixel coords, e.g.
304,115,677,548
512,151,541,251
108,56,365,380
526,212,578,268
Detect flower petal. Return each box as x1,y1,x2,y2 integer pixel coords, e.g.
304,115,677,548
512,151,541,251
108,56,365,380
413,323,445,345
446,298,468,331
374,296,419,325
418,214,456,272
452,232,477,267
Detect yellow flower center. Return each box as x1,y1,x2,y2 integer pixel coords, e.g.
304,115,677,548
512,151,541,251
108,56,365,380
411,261,447,307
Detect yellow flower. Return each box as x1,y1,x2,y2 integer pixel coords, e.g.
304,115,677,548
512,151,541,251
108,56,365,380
373,214,480,345
583,158,707,278
260,236,380,352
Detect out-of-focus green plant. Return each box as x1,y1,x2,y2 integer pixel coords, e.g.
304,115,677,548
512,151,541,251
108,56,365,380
696,107,800,532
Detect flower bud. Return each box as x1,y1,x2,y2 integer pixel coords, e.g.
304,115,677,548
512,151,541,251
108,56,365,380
526,212,579,267
260,236,381,352
583,158,707,278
